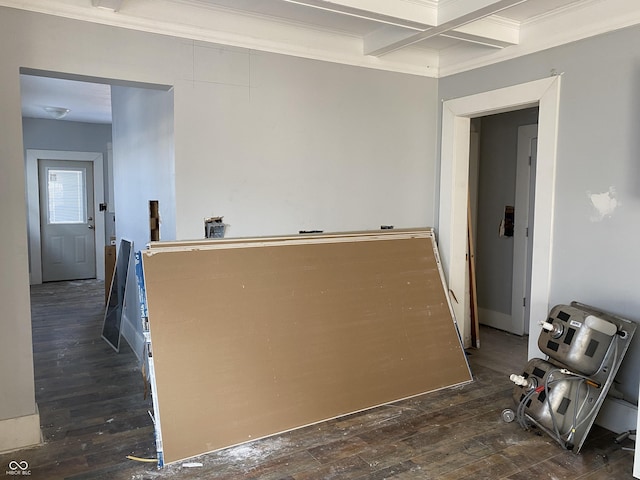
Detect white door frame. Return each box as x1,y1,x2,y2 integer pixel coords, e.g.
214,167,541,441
438,76,561,358
26,149,105,284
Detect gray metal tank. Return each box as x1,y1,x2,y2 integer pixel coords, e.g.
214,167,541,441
511,358,595,438
538,305,617,376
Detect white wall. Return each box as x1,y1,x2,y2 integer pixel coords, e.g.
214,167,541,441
439,25,640,406
111,85,175,357
111,85,176,246
175,45,438,239
0,47,37,427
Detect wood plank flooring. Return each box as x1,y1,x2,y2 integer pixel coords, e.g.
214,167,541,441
0,280,635,479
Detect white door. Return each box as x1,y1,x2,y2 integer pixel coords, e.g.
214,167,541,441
511,125,538,335
523,138,537,334
39,159,96,281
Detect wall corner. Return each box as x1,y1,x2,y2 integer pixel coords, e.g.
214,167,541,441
0,406,42,454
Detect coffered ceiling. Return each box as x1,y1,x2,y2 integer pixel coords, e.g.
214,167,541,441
4,0,640,78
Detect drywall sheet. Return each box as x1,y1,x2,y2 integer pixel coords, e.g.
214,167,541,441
142,229,471,464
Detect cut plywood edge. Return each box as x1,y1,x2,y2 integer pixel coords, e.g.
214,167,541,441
146,228,437,251
140,229,472,465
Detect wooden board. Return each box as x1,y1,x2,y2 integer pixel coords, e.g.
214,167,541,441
141,229,472,464
145,228,432,250
104,245,116,304
468,199,480,348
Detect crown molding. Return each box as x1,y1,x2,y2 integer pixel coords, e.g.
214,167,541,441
439,0,640,77
1,0,639,79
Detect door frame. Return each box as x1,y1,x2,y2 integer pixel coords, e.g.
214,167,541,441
438,76,561,358
26,149,105,284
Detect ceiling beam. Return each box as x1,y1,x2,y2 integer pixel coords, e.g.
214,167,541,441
364,26,417,57
280,0,436,30
446,16,519,48
364,13,518,56
365,0,526,56
441,31,510,49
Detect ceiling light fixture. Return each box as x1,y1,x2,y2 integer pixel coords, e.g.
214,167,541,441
43,106,71,120
91,0,124,12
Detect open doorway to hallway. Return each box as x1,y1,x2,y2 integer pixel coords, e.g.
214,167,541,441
438,75,561,358
20,73,175,455
468,108,539,338
18,67,175,475
21,73,114,286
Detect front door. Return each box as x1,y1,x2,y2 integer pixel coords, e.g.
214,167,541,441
39,159,96,281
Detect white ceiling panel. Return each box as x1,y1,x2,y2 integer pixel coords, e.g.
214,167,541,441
20,75,111,124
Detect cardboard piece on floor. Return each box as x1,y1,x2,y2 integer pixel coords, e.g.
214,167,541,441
141,229,472,465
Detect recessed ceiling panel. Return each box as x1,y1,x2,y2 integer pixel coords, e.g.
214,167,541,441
497,0,586,22
200,0,382,35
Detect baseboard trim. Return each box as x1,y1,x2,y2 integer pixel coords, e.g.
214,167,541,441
478,308,514,333
595,397,637,434
0,406,41,454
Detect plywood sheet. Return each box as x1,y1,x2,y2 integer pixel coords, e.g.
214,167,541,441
104,245,116,304
142,229,471,464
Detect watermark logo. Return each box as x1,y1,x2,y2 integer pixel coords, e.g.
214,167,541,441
6,461,30,476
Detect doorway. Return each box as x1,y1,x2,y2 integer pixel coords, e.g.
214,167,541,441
39,159,96,281
470,111,538,337
438,76,561,358
26,150,105,284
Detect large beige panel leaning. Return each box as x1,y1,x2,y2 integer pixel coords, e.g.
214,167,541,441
141,229,471,465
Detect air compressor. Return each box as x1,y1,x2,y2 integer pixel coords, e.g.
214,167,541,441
503,302,636,452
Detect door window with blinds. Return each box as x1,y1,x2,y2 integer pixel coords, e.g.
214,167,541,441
46,168,87,224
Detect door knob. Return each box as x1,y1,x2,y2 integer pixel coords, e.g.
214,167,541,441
88,225,95,230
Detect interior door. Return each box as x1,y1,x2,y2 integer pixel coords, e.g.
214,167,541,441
511,125,538,335
39,159,96,282
523,137,537,334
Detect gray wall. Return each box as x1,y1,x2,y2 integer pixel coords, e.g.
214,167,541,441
0,6,438,426
111,85,176,358
22,117,111,161
174,47,438,238
439,25,640,404
475,108,538,316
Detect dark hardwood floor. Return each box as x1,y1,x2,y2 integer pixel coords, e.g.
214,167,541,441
0,280,635,479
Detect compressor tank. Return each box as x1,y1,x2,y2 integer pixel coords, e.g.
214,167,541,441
508,302,637,453
512,358,595,435
538,305,617,376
